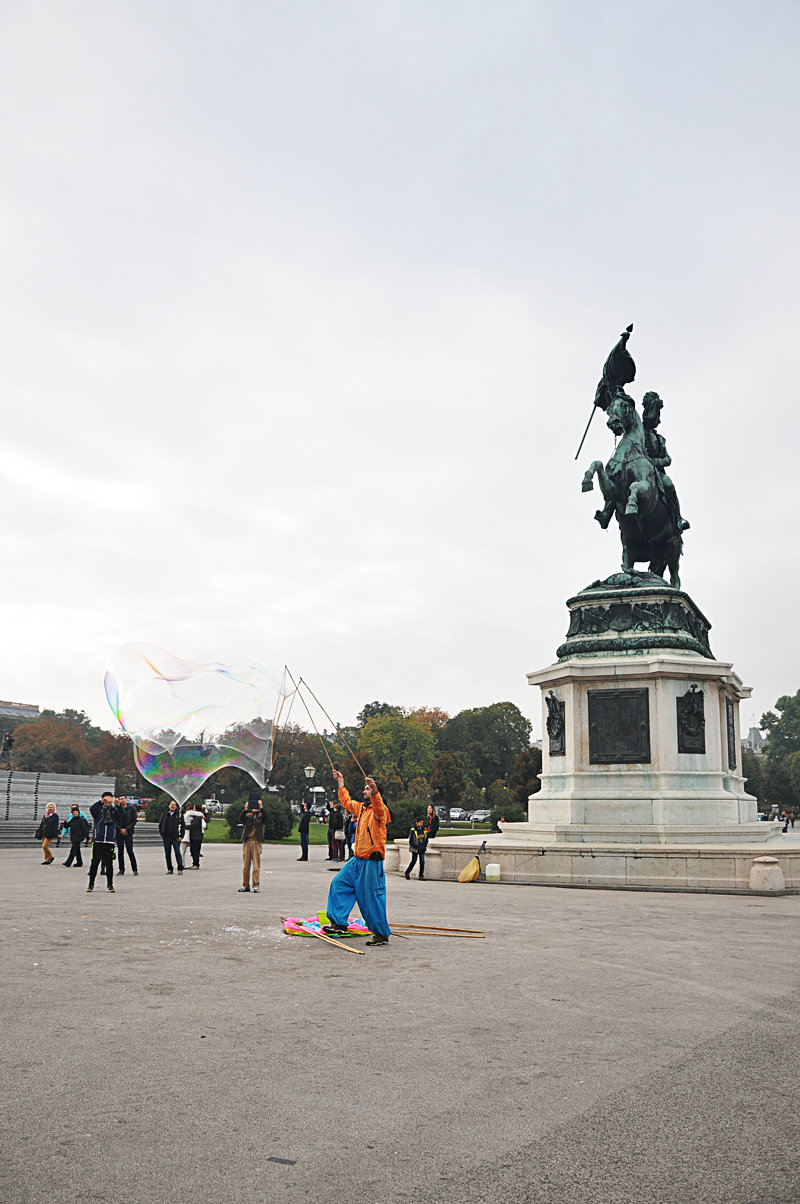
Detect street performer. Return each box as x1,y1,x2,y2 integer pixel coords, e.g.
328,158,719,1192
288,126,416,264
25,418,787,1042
323,770,391,947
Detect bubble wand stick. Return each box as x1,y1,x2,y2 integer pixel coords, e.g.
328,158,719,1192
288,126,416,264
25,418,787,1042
297,676,370,780
284,668,337,772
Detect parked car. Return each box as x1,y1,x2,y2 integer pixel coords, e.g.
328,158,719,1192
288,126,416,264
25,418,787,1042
449,807,468,822
471,809,491,823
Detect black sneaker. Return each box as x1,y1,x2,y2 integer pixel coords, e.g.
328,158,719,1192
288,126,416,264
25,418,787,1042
107,886,115,893
86,885,94,892
166,870,174,874
404,870,410,879
238,886,250,892
365,935,389,946
322,923,348,935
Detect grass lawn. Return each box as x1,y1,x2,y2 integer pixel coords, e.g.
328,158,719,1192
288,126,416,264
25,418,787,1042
201,818,491,845
201,817,331,845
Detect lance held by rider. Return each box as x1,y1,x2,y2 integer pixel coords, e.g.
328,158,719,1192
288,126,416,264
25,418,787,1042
323,770,392,947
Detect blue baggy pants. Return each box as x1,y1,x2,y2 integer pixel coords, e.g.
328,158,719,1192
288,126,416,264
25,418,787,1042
326,856,391,938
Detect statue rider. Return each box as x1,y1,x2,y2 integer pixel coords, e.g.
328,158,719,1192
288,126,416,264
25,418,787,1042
594,390,689,533
641,392,690,533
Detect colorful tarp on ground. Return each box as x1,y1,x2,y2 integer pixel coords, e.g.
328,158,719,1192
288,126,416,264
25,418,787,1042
282,911,370,938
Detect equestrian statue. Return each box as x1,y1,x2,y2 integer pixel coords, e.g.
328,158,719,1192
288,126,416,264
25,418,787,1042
579,325,689,589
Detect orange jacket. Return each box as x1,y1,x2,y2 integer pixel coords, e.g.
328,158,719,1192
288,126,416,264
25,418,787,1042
338,787,390,860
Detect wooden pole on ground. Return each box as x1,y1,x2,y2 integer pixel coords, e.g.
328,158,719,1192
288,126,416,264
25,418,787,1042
390,924,484,934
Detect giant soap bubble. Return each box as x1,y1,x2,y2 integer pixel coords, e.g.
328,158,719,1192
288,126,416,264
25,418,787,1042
105,643,289,806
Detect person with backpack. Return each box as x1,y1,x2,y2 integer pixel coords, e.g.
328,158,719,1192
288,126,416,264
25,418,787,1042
113,795,139,876
323,771,391,947
182,802,206,869
405,818,428,880
61,805,90,867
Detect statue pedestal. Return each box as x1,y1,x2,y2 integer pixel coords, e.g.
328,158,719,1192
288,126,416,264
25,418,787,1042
519,648,769,844
421,581,797,894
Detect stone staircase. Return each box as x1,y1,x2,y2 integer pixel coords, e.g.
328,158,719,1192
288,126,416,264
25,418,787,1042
0,770,158,848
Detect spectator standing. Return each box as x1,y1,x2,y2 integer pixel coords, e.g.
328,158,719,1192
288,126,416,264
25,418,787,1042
426,804,440,840
36,803,60,865
87,793,117,892
159,801,184,874
297,801,311,862
405,818,428,880
0,729,13,770
114,795,139,876
182,803,205,868
345,813,356,859
61,805,90,867
329,801,346,862
238,799,267,893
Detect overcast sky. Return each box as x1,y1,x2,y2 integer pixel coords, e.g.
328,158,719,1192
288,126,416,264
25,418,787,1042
1,0,798,743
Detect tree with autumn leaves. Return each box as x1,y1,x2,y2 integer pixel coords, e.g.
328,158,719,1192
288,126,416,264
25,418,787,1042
4,697,539,813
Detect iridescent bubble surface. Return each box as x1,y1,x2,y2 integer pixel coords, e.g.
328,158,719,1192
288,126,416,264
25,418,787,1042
105,643,288,805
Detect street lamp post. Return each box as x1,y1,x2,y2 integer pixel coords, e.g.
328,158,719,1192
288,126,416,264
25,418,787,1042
304,764,316,813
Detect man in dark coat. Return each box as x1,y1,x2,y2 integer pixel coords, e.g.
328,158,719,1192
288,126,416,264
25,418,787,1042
297,800,312,861
114,795,138,876
87,793,117,893
158,801,184,874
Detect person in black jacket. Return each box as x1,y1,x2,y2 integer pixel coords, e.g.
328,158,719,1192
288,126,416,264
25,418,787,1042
426,804,440,840
37,804,60,865
158,801,184,874
87,794,117,892
329,801,345,862
405,818,428,880
297,800,312,862
0,729,13,770
61,805,90,867
114,795,139,876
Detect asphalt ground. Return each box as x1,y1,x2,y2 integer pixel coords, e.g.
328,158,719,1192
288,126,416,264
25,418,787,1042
1,842,799,1204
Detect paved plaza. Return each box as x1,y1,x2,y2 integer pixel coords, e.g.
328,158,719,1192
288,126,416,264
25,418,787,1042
1,842,799,1203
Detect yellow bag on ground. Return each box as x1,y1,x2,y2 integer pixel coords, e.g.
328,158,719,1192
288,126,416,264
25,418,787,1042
458,855,481,883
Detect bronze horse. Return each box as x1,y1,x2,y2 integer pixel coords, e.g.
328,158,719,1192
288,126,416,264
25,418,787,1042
582,394,683,588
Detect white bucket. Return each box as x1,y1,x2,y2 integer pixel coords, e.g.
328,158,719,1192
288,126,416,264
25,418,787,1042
484,862,501,883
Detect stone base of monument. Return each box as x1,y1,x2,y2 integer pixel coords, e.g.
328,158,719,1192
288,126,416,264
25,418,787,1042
418,835,799,893
417,578,793,892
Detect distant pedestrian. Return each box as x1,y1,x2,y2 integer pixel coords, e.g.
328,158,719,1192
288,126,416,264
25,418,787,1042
159,801,184,874
182,802,205,868
61,805,90,867
114,795,139,876
329,801,346,862
426,804,440,840
405,818,428,880
345,813,356,859
87,793,117,893
36,803,60,865
238,799,267,893
791,812,796,830
297,801,311,861
0,729,13,770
